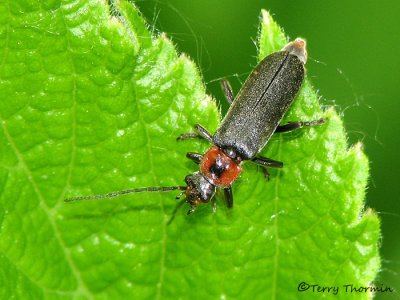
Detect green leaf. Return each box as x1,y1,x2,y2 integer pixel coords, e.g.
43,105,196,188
0,2,380,300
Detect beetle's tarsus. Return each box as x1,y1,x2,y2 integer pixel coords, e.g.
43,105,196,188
275,117,326,133
221,79,235,104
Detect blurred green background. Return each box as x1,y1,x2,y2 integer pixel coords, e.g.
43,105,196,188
134,0,399,298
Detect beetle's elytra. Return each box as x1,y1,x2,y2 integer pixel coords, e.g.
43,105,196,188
65,38,325,216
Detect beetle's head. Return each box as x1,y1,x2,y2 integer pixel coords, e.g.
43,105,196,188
184,172,216,214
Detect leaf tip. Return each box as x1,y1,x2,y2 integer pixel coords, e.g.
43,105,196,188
112,0,153,53
258,9,287,58
350,141,367,159
260,9,272,26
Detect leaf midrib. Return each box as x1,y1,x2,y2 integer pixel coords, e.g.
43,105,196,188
1,121,92,298
271,139,282,300
0,2,94,298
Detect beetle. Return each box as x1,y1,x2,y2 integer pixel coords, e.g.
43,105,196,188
65,38,325,216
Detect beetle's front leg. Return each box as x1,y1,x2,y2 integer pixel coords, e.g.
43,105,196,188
224,186,233,208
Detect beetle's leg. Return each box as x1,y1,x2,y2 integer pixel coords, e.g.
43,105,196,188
275,118,326,133
176,132,198,140
194,124,213,141
186,152,203,164
261,167,271,181
187,206,197,215
224,187,233,208
177,124,213,142
167,198,186,226
251,156,283,181
220,79,235,104
251,156,283,168
211,197,217,213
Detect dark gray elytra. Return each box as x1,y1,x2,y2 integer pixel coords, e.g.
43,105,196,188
213,45,305,160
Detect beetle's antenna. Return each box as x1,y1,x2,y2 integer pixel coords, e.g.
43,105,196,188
64,186,187,203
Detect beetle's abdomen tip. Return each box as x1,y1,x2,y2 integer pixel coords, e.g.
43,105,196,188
283,38,308,64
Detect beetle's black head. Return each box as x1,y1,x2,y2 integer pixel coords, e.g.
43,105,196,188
184,172,216,214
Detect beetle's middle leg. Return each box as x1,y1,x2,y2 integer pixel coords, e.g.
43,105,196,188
275,118,326,133
177,124,213,142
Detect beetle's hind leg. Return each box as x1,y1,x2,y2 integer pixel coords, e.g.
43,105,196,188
177,124,213,142
275,118,326,133
220,79,235,104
